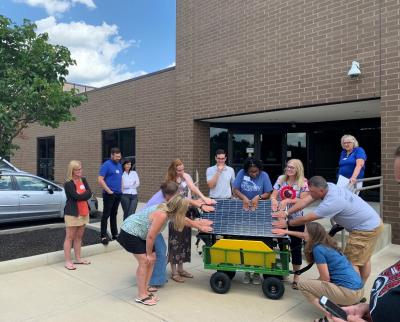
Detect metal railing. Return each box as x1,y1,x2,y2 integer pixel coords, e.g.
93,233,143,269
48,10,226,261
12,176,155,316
335,176,383,250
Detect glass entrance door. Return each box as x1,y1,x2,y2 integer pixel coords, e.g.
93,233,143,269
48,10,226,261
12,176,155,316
231,133,255,173
286,132,308,177
259,132,284,182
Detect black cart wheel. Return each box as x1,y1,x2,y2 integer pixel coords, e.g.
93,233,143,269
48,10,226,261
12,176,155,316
210,272,231,294
262,277,285,300
218,270,236,280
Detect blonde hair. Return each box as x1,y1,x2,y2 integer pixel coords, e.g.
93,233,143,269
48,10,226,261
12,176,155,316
66,160,81,181
341,134,359,149
157,194,188,231
279,159,306,187
165,159,184,182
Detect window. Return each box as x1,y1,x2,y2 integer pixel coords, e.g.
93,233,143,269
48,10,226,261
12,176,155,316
37,136,55,181
102,128,135,163
0,175,12,190
15,176,48,191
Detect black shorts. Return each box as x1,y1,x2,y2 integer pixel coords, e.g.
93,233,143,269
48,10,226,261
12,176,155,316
117,229,147,254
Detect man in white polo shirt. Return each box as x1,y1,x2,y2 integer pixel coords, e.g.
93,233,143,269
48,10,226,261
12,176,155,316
206,149,235,199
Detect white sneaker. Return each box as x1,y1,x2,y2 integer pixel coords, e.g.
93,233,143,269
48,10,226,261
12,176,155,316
252,273,261,285
243,272,251,284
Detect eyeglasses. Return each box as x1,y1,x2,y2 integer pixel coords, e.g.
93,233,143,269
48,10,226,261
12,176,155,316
285,166,295,170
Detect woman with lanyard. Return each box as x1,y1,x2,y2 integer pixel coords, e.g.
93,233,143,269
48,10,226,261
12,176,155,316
63,160,93,270
232,157,273,284
270,159,309,289
165,159,215,283
337,134,367,192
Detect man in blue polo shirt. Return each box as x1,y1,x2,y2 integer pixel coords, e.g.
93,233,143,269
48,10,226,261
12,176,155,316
98,147,123,245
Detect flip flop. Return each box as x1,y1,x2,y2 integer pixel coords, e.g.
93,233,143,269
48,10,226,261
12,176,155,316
147,286,158,292
148,293,160,302
291,281,299,290
64,263,76,270
135,296,157,306
171,274,185,283
178,270,194,278
74,259,91,265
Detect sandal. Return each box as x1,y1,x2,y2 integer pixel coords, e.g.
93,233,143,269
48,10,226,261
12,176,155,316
291,281,299,290
148,293,160,302
171,274,185,283
74,259,91,265
64,263,76,271
178,270,194,278
147,286,158,292
135,296,157,306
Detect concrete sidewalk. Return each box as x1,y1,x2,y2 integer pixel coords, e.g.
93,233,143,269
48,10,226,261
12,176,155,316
1,235,399,322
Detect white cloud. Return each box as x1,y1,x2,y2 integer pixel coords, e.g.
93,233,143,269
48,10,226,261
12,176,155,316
14,0,96,15
36,16,144,87
166,61,176,68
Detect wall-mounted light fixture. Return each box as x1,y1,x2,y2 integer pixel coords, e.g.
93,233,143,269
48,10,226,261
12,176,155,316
348,61,361,78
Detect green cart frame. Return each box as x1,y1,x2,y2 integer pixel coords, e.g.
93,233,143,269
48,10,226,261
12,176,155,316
202,244,291,299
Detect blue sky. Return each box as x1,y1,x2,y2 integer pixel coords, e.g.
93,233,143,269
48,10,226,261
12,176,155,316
1,0,176,87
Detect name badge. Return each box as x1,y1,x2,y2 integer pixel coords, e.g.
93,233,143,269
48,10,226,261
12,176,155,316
243,176,251,181
116,170,120,174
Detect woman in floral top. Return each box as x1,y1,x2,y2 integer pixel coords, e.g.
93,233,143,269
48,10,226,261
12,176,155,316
270,159,309,289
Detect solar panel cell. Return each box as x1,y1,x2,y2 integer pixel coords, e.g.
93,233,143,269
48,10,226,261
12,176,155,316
201,199,278,237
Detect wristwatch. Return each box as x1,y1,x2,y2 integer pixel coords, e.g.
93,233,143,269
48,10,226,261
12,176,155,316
258,194,263,200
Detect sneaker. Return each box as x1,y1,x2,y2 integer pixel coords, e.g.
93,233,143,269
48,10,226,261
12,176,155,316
243,272,251,284
252,273,261,285
101,237,109,245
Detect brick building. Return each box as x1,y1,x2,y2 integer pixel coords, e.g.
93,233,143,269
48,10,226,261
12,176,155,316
11,1,400,243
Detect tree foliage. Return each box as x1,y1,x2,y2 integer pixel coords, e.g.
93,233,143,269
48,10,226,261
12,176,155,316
0,15,87,156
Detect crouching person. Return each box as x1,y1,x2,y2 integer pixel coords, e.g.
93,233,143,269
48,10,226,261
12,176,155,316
274,222,364,322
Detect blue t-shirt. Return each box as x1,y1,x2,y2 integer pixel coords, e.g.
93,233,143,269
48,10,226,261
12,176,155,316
313,244,363,290
99,160,123,193
233,169,273,200
338,147,367,179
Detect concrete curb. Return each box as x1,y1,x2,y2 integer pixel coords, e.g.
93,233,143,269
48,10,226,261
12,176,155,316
0,231,122,275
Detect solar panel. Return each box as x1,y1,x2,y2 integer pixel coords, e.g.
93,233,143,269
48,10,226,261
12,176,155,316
201,199,278,238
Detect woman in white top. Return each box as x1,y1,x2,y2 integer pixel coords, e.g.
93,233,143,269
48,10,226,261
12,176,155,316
121,159,140,220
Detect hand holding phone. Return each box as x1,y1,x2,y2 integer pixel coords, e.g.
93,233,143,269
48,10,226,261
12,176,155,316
319,296,348,321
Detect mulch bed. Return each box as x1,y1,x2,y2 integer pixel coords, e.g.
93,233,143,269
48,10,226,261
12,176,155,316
0,226,101,261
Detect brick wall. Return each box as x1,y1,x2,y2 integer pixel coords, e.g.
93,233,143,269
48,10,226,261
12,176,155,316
12,69,177,200
175,0,381,181
380,0,400,243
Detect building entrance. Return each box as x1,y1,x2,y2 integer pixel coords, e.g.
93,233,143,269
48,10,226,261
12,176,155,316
209,118,380,200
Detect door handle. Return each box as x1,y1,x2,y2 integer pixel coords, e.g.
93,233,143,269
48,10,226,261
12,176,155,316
20,194,30,198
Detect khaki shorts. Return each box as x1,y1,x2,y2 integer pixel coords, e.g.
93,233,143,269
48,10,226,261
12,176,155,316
64,214,89,227
344,222,384,266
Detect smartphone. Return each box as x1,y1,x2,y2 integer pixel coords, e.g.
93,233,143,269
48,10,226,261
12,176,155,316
319,296,348,321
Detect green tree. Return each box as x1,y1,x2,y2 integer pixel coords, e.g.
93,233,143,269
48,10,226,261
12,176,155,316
0,15,87,156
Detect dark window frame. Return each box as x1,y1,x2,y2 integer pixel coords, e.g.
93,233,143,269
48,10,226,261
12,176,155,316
37,136,55,181
101,127,136,163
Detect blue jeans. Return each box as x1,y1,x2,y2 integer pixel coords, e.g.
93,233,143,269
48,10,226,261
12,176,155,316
149,234,168,286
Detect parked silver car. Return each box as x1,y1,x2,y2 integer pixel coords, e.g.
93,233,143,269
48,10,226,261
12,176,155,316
0,170,98,224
